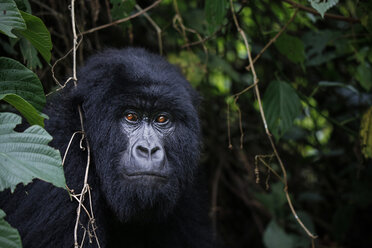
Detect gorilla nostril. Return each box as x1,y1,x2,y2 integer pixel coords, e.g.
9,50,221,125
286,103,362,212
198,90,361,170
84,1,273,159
136,145,149,158
151,147,160,155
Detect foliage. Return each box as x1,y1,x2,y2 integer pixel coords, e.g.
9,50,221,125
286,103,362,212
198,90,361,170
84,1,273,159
0,112,65,192
263,220,295,248
15,11,52,63
0,57,47,126
2,0,372,247
0,0,26,38
0,1,64,247
263,80,302,138
0,210,22,248
308,0,339,18
274,34,305,64
205,0,227,34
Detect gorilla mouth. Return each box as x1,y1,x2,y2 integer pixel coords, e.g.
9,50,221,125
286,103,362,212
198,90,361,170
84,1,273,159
123,172,168,180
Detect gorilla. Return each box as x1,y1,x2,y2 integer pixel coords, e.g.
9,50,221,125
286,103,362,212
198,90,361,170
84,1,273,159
0,48,214,248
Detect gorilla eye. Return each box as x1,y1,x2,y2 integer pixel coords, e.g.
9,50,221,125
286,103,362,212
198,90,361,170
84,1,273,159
155,115,168,124
125,113,138,122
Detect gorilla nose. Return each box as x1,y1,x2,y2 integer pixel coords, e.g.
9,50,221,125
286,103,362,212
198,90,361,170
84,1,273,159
132,142,166,170
135,145,162,160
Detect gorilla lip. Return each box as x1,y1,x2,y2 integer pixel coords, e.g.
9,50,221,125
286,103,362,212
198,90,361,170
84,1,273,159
123,171,168,179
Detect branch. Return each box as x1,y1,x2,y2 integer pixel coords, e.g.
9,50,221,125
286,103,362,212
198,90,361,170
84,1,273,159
135,4,163,55
229,0,318,241
81,0,162,35
70,1,99,247
282,0,360,23
245,8,298,71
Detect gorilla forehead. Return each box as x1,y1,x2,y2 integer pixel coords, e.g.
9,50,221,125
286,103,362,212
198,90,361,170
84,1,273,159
81,47,191,90
78,48,198,115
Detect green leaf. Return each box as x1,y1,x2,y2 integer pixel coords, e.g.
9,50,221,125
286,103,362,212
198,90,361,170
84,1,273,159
355,63,372,92
110,0,135,30
275,34,305,64
0,112,65,192
0,209,22,248
307,0,339,18
0,0,26,38
14,0,31,13
0,94,46,127
360,107,372,159
263,220,295,248
303,30,340,66
0,57,46,112
263,80,302,138
255,182,287,217
205,0,227,34
15,11,52,63
19,38,42,70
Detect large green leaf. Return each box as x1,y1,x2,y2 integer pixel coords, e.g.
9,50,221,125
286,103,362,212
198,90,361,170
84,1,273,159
205,0,227,34
0,209,22,248
263,220,295,248
0,0,26,38
15,11,52,63
0,57,46,111
307,0,339,18
275,34,305,64
0,93,45,127
263,80,302,138
0,112,65,192
19,37,42,70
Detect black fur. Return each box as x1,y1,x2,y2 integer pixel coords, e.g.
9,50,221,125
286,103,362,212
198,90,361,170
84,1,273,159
0,48,214,248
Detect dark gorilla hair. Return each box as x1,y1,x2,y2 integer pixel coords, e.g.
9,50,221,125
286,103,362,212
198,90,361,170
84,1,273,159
0,48,214,248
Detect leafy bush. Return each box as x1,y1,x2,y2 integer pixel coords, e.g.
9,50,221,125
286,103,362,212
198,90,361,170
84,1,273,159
0,1,65,247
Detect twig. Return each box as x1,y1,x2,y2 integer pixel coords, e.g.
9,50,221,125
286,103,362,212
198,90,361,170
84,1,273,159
81,0,162,35
62,131,84,166
181,3,245,49
282,0,360,23
182,34,214,49
69,1,100,247
255,155,283,184
245,9,298,71
135,4,163,55
229,0,318,241
172,0,208,57
227,82,258,149
50,36,83,92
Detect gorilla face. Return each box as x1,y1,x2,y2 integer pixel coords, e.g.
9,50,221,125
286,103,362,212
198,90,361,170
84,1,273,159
75,48,201,221
119,109,174,180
